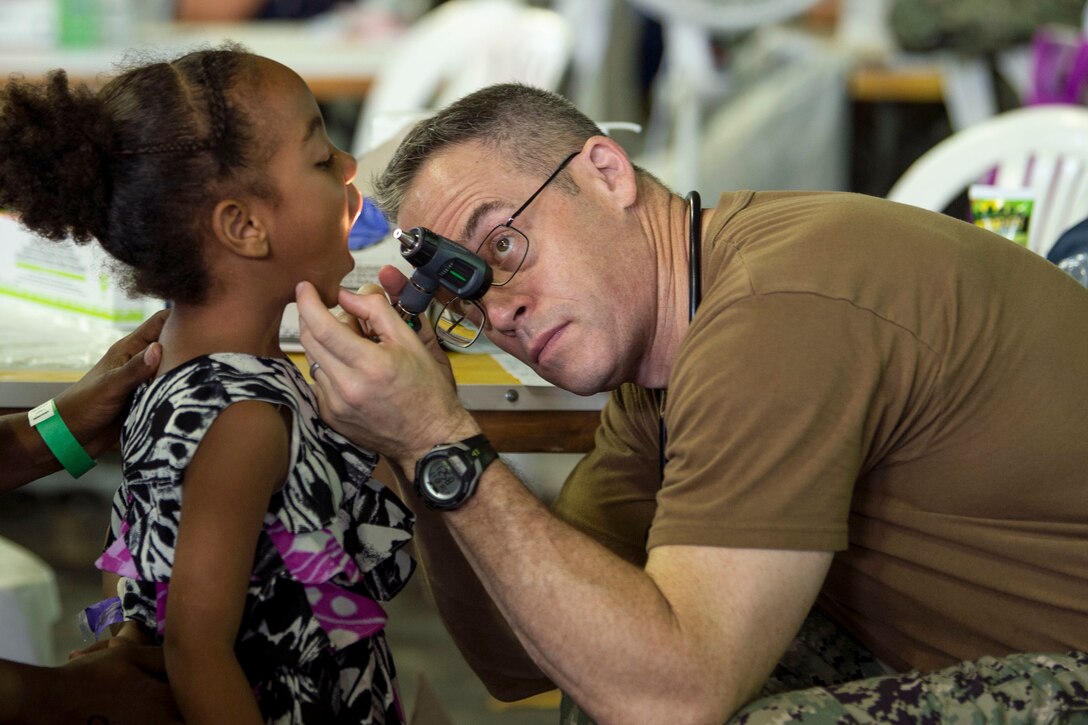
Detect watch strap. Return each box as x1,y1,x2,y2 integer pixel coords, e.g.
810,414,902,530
28,399,96,478
462,433,498,472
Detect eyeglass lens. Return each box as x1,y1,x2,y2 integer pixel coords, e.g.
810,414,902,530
474,224,529,287
436,298,486,348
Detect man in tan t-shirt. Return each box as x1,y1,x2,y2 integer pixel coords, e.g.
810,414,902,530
297,83,1088,723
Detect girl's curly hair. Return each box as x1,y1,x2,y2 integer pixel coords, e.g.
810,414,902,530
0,44,269,304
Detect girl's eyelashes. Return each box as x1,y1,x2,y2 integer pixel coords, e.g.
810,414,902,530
316,155,334,169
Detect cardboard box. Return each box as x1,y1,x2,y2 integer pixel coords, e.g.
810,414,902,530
0,212,157,328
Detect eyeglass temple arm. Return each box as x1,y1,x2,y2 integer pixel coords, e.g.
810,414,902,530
507,151,580,222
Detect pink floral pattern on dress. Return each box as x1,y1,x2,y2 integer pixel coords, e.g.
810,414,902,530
265,518,387,646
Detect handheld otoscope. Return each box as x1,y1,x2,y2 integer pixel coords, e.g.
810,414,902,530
393,227,492,330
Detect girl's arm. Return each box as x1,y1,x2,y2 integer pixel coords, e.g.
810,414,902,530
164,400,288,725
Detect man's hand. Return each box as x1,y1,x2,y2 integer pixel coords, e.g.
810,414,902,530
296,276,479,472
53,309,168,458
374,265,462,373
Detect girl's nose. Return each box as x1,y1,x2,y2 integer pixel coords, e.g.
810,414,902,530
340,149,358,184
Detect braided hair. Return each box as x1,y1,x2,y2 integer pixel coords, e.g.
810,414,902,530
0,44,267,304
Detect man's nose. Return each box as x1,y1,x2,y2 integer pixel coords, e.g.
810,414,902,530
479,287,525,332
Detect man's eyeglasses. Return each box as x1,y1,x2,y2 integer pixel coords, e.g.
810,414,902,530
436,150,580,348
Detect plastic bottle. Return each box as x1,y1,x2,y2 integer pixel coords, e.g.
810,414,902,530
57,0,100,48
348,197,390,250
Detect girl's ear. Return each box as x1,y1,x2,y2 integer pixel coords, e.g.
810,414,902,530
211,199,270,259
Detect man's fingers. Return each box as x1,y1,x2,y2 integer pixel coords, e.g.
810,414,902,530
355,282,386,297
297,281,342,334
334,283,387,331
298,282,393,365
297,281,371,352
378,264,408,300
336,286,413,346
308,365,336,420
334,308,365,335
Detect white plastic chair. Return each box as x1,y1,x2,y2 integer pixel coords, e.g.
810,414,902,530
887,104,1088,257
350,0,573,156
552,0,614,119
622,0,822,192
0,537,60,665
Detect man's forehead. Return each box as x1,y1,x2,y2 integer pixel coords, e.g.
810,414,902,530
401,144,518,241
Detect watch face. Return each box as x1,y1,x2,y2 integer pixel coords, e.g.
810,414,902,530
424,455,469,503
428,460,461,500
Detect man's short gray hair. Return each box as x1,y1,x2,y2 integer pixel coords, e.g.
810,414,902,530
371,83,604,222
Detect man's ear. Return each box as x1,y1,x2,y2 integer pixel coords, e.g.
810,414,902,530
580,135,638,209
210,199,270,259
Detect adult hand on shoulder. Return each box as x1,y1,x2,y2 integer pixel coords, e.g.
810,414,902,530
296,272,479,471
53,309,168,459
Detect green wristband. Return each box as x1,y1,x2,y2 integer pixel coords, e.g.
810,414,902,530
28,399,96,478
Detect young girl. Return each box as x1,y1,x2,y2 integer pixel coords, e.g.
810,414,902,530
0,46,414,723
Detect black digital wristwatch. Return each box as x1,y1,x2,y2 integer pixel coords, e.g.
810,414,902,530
413,434,498,510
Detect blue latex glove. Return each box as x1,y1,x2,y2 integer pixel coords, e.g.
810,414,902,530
348,197,390,250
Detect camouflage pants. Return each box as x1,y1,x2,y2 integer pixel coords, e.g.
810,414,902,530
559,608,1088,724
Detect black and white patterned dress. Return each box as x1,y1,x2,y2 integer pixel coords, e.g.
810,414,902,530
82,353,415,724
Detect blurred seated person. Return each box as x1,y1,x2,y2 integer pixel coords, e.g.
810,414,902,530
176,0,345,22
173,0,416,149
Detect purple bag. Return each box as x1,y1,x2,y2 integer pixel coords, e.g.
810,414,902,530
1028,24,1088,105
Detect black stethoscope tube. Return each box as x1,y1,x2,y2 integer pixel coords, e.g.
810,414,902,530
659,191,702,481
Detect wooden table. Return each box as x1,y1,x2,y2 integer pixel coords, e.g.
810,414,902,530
0,20,394,102
0,332,605,455
430,351,604,453
849,63,944,104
